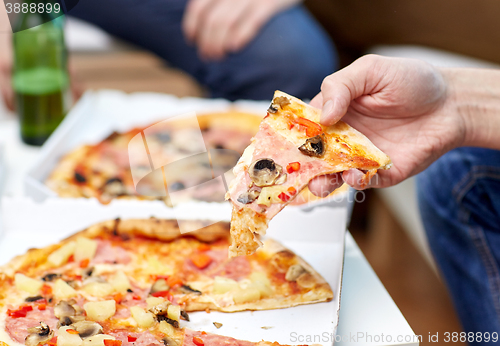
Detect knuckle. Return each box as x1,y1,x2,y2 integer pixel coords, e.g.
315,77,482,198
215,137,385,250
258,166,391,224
320,76,335,90
206,13,223,30
356,54,379,68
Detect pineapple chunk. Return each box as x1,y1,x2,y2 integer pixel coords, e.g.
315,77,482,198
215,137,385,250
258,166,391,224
57,326,83,346
53,279,77,299
167,304,180,322
84,300,116,321
92,264,123,276
14,273,42,294
82,282,114,297
130,306,155,328
232,285,261,304
82,334,116,346
159,320,176,336
146,296,165,309
73,237,98,262
109,271,131,293
144,256,174,277
257,186,287,206
212,277,239,294
249,272,273,298
249,271,270,284
48,241,76,266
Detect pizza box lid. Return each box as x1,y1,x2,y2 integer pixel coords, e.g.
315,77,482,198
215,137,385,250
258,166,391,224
0,196,346,345
24,90,353,218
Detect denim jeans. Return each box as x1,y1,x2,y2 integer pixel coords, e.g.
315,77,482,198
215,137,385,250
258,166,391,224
68,1,337,101
418,147,500,344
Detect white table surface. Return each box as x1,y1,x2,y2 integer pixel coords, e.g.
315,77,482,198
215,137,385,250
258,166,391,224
0,105,419,346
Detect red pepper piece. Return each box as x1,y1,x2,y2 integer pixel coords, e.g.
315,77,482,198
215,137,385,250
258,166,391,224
296,117,322,137
286,162,301,174
7,305,33,318
103,340,122,346
193,336,205,346
278,192,291,202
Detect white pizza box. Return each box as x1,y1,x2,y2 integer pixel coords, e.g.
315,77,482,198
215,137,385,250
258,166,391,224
0,142,5,197
24,90,353,220
0,196,346,345
0,142,5,244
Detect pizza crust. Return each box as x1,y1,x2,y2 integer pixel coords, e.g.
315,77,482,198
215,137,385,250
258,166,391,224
229,208,265,257
0,219,230,280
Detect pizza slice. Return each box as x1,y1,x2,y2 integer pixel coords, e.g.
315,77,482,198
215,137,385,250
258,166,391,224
227,91,392,257
0,218,332,346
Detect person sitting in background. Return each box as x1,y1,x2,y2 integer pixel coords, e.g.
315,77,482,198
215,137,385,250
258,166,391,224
308,54,500,342
0,0,337,109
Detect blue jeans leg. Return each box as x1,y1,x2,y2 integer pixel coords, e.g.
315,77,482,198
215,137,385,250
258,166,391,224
417,147,500,343
68,1,337,100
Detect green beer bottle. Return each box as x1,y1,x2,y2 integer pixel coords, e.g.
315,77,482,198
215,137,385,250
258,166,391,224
12,1,70,146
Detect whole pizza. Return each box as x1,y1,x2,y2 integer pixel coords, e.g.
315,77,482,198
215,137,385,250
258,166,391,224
0,218,333,346
45,112,262,205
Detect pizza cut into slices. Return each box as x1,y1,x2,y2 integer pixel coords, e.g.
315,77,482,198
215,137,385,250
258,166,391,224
0,218,332,346
227,90,392,257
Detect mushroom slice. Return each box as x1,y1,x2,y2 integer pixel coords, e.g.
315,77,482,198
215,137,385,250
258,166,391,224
296,272,317,289
180,285,202,295
149,301,170,316
69,315,86,324
71,320,103,339
42,273,60,282
267,104,278,114
180,310,190,321
54,300,77,320
163,336,180,346
236,190,260,205
25,322,54,346
25,295,44,302
267,95,291,114
55,300,78,326
298,135,325,158
271,96,291,110
285,264,307,282
58,316,73,327
248,159,283,187
101,177,127,197
157,315,179,328
274,174,287,185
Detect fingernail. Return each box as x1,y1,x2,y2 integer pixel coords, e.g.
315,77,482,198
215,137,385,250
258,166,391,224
321,100,334,123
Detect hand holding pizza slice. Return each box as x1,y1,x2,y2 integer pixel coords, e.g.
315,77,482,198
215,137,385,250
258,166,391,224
227,91,392,257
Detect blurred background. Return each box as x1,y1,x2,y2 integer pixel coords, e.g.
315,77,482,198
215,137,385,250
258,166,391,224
3,1,500,344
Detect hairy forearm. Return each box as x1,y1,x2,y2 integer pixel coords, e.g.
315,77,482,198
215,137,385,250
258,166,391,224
442,68,500,150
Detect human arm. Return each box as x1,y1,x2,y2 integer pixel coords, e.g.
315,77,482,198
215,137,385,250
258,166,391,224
182,0,301,60
307,54,500,195
0,10,13,111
